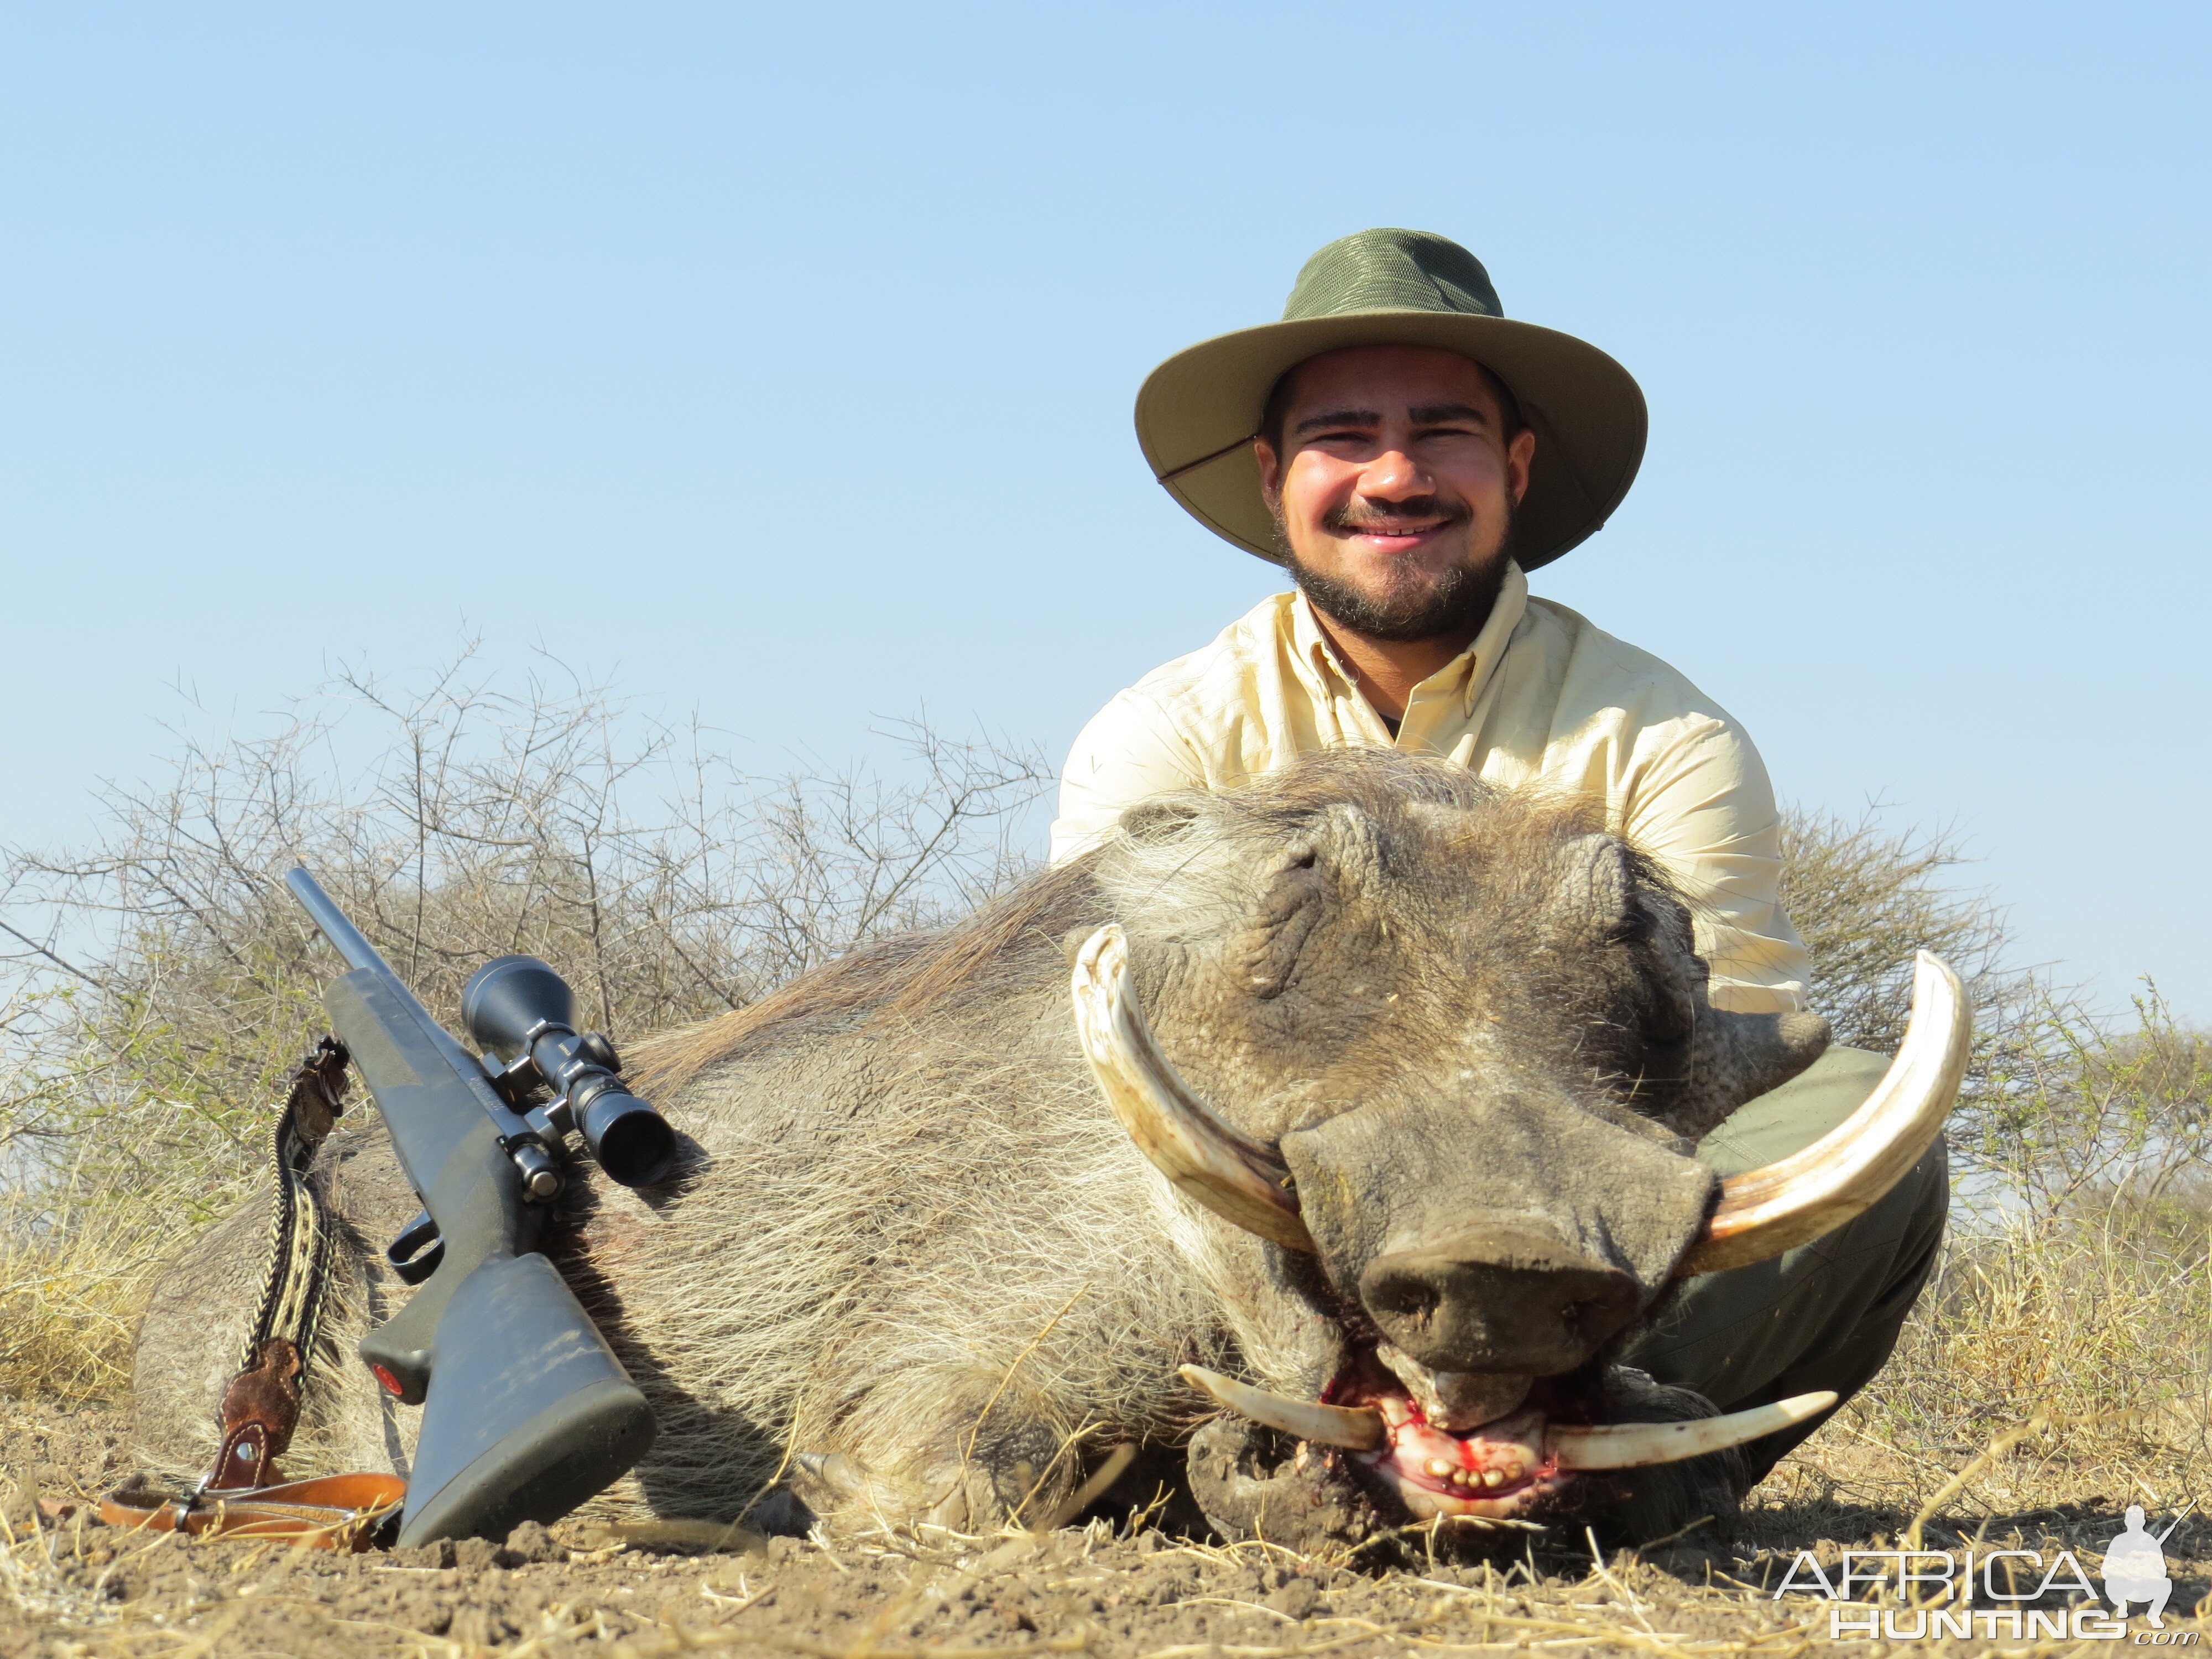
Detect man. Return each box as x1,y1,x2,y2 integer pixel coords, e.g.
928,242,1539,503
1053,228,1945,1472
2102,1506,2177,1627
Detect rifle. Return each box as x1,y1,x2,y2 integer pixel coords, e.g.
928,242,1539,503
284,867,674,1546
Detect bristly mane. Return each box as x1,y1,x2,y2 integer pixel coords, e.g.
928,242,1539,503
626,853,1105,1100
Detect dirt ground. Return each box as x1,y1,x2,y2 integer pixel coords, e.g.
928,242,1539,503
4,1395,2206,1658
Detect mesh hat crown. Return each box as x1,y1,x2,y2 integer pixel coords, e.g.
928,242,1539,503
1134,228,1647,571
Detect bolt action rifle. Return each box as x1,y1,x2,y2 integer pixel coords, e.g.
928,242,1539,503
284,866,676,1546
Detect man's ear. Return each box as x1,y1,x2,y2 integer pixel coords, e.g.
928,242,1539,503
1253,436,1284,508
1507,426,1537,509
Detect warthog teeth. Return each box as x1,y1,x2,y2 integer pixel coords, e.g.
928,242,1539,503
1178,1364,1387,1451
1544,1391,1837,1471
1182,1368,1832,1475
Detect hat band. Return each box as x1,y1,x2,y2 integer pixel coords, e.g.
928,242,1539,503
1159,431,1258,483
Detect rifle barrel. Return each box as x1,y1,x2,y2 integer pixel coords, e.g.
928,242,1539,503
286,867,388,975
2156,1499,2196,1545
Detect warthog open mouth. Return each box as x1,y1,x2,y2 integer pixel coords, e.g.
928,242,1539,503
1068,923,1968,1521
1178,1358,1832,1520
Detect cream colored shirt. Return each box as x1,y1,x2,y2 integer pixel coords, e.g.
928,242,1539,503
1051,564,1809,1014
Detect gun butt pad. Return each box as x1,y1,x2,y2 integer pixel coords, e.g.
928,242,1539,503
393,1254,656,1547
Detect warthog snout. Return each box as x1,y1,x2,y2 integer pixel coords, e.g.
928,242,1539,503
1358,1221,1641,1375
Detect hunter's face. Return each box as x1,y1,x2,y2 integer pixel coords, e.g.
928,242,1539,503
1256,346,1535,644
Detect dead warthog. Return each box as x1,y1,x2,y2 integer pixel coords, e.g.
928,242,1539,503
132,748,1964,1547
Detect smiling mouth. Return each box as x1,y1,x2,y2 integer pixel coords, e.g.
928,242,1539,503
1324,497,1470,546
1181,1354,1834,1523
1342,520,1452,544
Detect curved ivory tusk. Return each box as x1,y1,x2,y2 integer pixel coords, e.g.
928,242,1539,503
1546,1391,1837,1470
1678,952,1969,1276
1178,1364,1387,1451
1071,925,1317,1253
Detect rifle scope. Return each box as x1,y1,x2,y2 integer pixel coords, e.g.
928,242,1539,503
461,956,676,1188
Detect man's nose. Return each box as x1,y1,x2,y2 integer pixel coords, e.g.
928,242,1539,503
1357,448,1432,501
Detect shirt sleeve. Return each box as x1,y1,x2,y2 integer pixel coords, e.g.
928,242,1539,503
1049,690,1209,863
1619,717,1811,1016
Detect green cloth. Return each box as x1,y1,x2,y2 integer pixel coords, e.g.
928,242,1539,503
1618,1047,1949,1479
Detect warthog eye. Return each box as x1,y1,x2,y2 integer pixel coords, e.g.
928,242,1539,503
1605,906,1652,946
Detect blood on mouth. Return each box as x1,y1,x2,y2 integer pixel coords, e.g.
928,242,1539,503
1326,1360,1565,1512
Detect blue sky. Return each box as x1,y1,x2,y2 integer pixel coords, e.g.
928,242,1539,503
2,3,2205,1015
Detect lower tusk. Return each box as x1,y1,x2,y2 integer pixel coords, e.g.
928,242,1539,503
1179,1364,1386,1451
1545,1390,1836,1470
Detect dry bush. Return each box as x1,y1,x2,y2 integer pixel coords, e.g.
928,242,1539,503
1777,807,2012,1054
1776,805,2039,1123
0,650,1049,1400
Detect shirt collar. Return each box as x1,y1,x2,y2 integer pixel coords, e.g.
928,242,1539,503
1288,560,1530,719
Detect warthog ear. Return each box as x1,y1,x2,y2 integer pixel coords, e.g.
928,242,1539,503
1671,1005,1833,1140
1550,833,1637,943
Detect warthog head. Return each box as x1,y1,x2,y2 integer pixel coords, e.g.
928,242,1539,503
1070,751,1964,1528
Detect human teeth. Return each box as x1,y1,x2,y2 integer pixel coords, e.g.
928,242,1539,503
1426,1457,1454,1479
1483,1469,1504,1488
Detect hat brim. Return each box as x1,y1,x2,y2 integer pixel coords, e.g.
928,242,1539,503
1134,311,1647,571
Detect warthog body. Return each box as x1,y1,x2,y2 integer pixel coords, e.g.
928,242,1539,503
134,749,1840,1542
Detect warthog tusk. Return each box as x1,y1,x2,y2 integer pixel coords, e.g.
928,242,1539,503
1178,1364,1387,1451
1678,952,1969,1276
1546,1391,1837,1470
1071,925,1318,1253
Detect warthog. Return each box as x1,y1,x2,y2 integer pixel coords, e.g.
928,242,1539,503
133,748,1963,1546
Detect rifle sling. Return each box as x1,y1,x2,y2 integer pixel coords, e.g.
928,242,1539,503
97,1472,406,1548
102,1038,409,1548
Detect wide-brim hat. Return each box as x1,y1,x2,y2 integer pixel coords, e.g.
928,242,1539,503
1135,228,1647,571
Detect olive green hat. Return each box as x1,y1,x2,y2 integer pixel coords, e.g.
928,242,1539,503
1135,228,1647,571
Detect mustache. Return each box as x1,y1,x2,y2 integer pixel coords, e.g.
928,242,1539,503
1324,495,1472,535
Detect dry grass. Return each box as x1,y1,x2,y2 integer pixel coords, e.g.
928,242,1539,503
1775,1216,2212,1520
2,1427,2204,1657
0,1177,168,1403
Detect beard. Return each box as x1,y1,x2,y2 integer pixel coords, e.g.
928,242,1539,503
1279,494,1515,644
